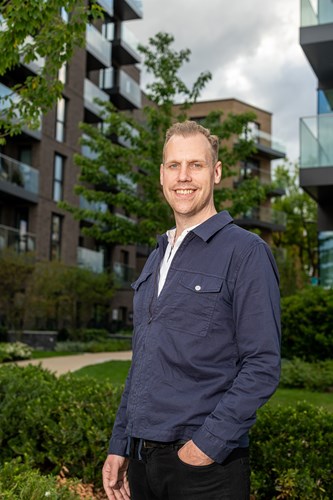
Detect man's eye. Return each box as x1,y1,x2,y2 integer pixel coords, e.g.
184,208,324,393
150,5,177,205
168,164,179,169
191,163,202,169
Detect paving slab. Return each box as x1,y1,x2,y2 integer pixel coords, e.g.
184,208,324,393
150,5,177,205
11,351,132,376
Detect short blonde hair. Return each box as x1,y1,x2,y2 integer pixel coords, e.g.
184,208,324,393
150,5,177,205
163,121,219,164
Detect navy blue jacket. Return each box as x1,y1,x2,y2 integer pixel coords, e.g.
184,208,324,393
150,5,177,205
109,211,281,463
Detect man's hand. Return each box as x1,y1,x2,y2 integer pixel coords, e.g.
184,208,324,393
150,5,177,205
102,454,130,499
177,440,214,466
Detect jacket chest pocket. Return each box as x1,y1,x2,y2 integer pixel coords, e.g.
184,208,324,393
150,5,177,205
163,273,224,337
131,271,154,326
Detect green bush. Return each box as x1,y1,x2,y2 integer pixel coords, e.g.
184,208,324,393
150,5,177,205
0,458,79,499
0,364,122,485
0,341,32,362
281,287,333,361
251,403,333,499
55,338,132,353
280,358,333,392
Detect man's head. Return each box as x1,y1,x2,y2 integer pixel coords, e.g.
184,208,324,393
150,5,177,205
160,121,222,228
163,121,219,166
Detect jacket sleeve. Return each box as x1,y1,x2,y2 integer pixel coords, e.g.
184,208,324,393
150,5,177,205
192,241,281,463
107,366,132,456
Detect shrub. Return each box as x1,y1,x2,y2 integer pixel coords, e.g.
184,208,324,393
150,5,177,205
0,341,32,362
251,403,333,499
0,458,79,499
0,364,122,485
281,287,333,361
280,358,333,392
55,338,132,353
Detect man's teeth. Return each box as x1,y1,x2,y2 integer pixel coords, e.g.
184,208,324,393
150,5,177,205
176,189,194,194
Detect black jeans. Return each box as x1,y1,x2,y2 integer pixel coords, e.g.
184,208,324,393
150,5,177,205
127,441,250,500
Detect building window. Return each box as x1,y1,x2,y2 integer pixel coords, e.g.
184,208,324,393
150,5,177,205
319,231,333,288
58,64,67,85
53,154,64,202
55,97,67,142
50,213,62,260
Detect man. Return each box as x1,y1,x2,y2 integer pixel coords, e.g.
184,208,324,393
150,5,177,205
103,121,281,499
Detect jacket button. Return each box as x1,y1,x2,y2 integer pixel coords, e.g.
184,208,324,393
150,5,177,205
195,285,201,291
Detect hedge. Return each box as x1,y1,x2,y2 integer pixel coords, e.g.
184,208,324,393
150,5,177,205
281,287,333,361
1,365,333,498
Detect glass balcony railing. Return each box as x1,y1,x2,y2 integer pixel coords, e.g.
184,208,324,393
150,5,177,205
126,0,143,17
238,207,287,227
120,24,140,60
0,223,36,253
301,0,333,27
119,70,141,108
77,246,104,274
84,78,109,117
238,165,286,190
79,195,108,214
0,82,42,136
0,152,39,194
242,128,286,155
113,262,136,287
300,114,333,168
86,24,111,68
96,0,114,17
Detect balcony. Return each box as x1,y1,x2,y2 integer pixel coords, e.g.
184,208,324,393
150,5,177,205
86,24,111,70
112,24,141,65
83,78,109,122
0,224,36,253
235,206,286,232
96,0,114,18
77,246,104,273
236,164,286,196
243,128,286,160
0,82,41,139
79,195,108,222
0,152,39,203
113,262,136,287
299,113,333,202
114,0,142,20
301,0,333,26
300,0,333,85
100,68,141,109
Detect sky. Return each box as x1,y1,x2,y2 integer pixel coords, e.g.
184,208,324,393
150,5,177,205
129,0,318,164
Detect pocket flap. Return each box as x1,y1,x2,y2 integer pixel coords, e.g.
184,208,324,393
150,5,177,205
179,273,223,293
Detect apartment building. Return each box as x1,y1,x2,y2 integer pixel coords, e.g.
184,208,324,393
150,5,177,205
0,0,143,329
299,0,333,287
184,99,286,243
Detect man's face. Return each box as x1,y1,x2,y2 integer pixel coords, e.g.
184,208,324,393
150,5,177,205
160,133,222,224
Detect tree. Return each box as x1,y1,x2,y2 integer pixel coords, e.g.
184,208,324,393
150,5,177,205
271,161,318,294
0,0,101,141
24,260,114,333
62,32,263,246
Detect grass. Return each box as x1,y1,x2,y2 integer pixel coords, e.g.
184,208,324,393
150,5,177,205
74,360,131,385
74,360,333,412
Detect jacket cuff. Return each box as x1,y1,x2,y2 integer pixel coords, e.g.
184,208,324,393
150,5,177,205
192,426,235,464
108,436,129,457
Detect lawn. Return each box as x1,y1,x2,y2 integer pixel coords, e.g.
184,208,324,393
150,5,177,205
74,360,333,412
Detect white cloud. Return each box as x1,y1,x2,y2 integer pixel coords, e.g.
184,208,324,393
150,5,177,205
130,0,318,162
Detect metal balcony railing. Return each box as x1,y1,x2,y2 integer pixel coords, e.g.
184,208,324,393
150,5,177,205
0,224,36,253
238,207,287,227
0,152,39,194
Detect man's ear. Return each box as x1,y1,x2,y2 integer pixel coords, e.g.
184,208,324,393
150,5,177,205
214,161,222,184
160,164,164,186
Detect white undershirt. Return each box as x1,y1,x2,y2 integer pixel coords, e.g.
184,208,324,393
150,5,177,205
158,225,198,296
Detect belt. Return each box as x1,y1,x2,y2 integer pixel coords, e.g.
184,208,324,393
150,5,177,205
142,439,187,449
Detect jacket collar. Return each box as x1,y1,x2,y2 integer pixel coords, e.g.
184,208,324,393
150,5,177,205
157,211,233,248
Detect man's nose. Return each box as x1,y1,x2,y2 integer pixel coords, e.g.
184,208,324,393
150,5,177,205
178,164,192,181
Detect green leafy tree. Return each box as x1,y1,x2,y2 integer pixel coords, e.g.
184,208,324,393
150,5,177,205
63,32,263,246
0,0,101,140
0,250,34,330
272,162,318,294
25,260,114,333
